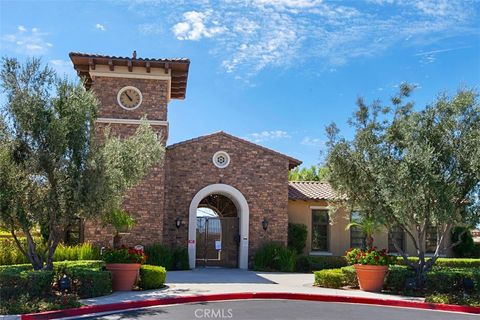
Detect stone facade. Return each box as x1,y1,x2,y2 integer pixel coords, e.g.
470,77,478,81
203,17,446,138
80,66,301,267
84,76,169,247
164,132,293,264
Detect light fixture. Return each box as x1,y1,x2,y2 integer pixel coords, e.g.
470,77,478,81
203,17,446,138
175,217,182,229
262,218,268,231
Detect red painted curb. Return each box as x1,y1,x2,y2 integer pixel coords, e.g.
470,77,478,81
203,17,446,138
21,292,480,319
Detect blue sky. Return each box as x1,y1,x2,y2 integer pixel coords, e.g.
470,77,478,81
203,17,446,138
1,0,479,167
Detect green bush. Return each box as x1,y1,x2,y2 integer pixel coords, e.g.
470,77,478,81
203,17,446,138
340,266,358,288
425,293,480,307
288,223,307,254
396,257,480,268
314,269,345,288
172,247,190,270
384,265,414,294
0,260,109,301
0,238,30,265
451,227,477,258
145,244,174,270
295,255,311,272
65,267,112,298
53,243,101,261
0,269,54,301
0,293,81,315
253,242,296,272
425,268,480,295
139,265,167,290
309,256,348,270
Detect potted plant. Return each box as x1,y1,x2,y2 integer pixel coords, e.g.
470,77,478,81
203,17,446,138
345,247,395,292
103,246,147,291
102,209,136,249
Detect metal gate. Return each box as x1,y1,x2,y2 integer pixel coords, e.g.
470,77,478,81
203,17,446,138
196,216,239,268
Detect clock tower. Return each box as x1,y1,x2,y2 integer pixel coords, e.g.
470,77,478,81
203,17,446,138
70,52,190,246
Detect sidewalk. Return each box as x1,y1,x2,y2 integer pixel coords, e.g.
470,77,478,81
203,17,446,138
81,268,424,306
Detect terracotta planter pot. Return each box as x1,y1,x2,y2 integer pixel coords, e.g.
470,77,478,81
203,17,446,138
354,264,388,292
106,263,141,291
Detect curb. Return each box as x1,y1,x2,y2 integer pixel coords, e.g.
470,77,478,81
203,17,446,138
21,292,480,319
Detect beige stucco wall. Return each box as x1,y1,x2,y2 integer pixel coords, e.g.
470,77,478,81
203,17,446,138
287,200,451,257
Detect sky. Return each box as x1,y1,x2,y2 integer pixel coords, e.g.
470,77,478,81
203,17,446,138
1,0,479,167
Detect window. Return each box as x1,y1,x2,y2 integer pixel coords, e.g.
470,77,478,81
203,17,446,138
388,226,405,253
426,226,438,253
350,211,365,249
312,209,329,251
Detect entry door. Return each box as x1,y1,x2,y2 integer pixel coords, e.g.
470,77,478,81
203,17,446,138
196,216,239,268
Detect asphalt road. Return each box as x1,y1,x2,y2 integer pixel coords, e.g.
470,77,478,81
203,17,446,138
86,300,477,320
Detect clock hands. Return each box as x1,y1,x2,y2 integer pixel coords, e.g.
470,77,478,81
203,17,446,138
125,92,133,102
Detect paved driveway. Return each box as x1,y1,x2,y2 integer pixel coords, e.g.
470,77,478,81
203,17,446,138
86,300,475,320
81,268,423,306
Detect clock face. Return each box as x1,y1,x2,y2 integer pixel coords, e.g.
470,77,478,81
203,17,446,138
117,86,142,110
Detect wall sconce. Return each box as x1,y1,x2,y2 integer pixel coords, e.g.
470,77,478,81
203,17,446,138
262,218,269,231
175,217,183,229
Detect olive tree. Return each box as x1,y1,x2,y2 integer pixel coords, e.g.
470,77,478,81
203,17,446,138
0,58,164,270
326,84,480,287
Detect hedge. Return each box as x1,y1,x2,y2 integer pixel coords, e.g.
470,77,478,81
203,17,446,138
396,257,480,268
309,256,348,270
139,265,167,290
314,269,345,288
144,244,189,270
0,260,110,301
340,266,358,288
253,242,296,272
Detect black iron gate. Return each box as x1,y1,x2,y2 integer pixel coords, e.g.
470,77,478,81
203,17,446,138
196,216,239,268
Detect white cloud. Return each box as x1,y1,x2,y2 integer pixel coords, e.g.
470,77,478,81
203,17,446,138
301,136,324,147
95,23,106,31
172,11,224,41
138,23,163,35
128,0,478,78
244,130,291,143
1,26,52,54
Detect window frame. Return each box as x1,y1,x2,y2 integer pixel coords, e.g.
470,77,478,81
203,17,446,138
349,211,366,249
311,209,329,252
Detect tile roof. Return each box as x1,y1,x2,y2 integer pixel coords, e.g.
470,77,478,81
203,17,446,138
167,131,302,169
69,52,190,99
288,181,339,201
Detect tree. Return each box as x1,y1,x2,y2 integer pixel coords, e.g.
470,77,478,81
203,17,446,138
326,84,480,287
289,165,328,181
0,58,164,270
345,215,383,249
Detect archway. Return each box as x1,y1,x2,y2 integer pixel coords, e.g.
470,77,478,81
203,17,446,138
189,184,249,269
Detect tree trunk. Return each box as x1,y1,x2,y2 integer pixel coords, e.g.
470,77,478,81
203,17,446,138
113,233,122,249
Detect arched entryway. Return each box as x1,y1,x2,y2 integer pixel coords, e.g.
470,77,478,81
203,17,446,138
189,184,249,269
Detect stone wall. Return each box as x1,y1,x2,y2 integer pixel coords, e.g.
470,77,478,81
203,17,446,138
164,133,291,266
83,76,168,247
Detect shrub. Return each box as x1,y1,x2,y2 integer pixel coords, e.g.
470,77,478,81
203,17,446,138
65,267,112,298
172,247,190,270
54,260,105,274
425,293,480,307
340,266,358,288
0,293,81,315
309,256,347,270
0,238,30,265
145,244,174,270
314,269,345,288
288,223,307,254
53,243,101,261
253,242,296,272
384,265,414,294
396,257,480,268
139,265,167,290
451,227,476,258
295,255,311,272
425,268,480,295
0,269,54,301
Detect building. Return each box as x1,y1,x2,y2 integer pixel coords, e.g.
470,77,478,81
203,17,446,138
70,52,449,270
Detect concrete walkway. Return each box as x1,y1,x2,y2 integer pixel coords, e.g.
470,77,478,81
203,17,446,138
81,268,424,306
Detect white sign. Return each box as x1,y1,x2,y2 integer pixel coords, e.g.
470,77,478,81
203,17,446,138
215,240,221,250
